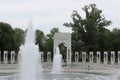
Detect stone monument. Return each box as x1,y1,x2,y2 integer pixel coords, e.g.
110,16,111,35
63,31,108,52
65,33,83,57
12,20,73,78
54,33,71,65
96,51,101,63
111,51,115,64
104,51,108,64
89,51,93,63
11,51,15,64
82,52,86,63
75,52,79,62
4,51,8,64
47,52,51,62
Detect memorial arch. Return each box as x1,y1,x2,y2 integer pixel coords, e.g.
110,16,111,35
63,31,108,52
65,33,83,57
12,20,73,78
54,33,71,65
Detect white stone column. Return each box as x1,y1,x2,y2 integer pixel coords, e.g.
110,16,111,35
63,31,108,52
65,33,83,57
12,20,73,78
11,51,15,64
104,51,108,64
40,52,44,62
89,51,93,63
118,51,120,64
4,51,8,64
66,48,69,64
65,46,71,65
111,51,115,64
69,48,72,65
75,52,79,62
82,52,86,63
96,51,101,63
47,52,51,62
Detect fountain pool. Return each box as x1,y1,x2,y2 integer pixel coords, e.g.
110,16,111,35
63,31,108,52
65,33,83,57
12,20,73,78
0,73,119,80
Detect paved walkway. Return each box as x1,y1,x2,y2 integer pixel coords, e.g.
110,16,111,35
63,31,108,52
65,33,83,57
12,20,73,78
0,63,120,75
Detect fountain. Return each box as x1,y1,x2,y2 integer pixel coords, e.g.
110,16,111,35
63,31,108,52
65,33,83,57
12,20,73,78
52,47,62,73
20,21,40,80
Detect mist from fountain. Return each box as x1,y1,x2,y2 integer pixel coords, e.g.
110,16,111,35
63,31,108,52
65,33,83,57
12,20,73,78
52,47,62,74
20,21,40,80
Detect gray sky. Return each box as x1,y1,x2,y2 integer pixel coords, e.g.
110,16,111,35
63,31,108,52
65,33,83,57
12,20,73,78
0,0,120,34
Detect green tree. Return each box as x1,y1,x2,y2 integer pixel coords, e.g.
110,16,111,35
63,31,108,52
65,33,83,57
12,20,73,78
59,43,67,60
109,28,120,51
35,29,45,52
47,27,59,38
45,27,59,52
0,22,15,51
98,27,110,51
64,4,111,52
44,27,59,60
0,22,15,61
13,28,24,53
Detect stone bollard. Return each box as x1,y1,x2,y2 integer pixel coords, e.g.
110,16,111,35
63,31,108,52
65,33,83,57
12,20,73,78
75,52,79,62
104,51,108,64
4,51,8,64
11,51,15,64
89,51,93,63
96,51,101,64
47,52,51,62
82,52,86,63
111,51,115,64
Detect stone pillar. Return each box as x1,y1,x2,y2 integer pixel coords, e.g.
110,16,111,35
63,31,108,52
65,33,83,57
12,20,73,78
47,52,51,62
40,52,44,62
67,48,71,65
104,51,108,64
111,51,115,64
75,52,79,62
11,51,15,64
96,51,101,63
118,51,120,64
89,51,93,63
4,51,8,64
69,48,72,65
82,52,86,63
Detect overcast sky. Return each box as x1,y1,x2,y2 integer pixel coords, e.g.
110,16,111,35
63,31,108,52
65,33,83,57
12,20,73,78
0,0,120,34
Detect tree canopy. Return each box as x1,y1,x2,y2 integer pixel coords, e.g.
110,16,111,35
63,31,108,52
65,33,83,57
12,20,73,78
0,22,15,51
13,28,24,53
35,29,45,52
64,4,112,52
